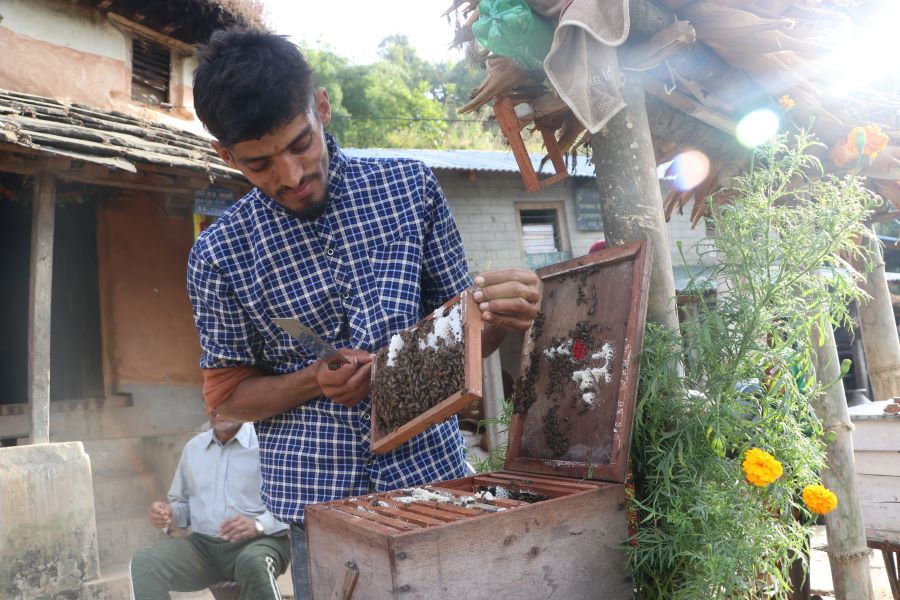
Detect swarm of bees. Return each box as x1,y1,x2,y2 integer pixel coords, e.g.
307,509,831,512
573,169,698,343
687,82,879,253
372,308,465,433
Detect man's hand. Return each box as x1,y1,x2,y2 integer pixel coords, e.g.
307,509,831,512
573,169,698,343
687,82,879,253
148,501,172,529
219,515,260,543
315,349,374,407
473,268,542,332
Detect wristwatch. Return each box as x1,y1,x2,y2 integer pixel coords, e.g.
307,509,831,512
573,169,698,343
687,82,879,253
254,519,265,535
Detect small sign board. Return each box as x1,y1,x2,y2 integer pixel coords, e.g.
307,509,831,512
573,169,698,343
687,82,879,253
575,184,603,231
193,186,235,217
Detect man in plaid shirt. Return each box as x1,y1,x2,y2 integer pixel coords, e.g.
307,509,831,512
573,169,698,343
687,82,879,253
188,29,541,597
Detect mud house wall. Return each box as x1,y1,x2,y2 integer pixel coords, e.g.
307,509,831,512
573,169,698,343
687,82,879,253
94,193,208,438
0,442,99,599
0,0,203,132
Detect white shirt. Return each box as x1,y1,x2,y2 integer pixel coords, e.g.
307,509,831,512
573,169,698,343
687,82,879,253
168,423,288,538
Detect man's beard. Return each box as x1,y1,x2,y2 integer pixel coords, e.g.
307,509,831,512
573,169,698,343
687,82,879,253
285,192,330,220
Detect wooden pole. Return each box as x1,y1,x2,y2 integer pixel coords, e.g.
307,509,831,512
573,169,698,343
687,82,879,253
27,171,56,445
810,319,874,600
590,73,680,330
481,351,505,452
855,230,900,401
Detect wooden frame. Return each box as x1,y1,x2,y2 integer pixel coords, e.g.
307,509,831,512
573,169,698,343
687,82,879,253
505,239,652,483
370,291,484,454
493,96,569,193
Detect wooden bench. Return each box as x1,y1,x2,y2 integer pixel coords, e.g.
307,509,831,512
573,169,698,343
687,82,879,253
848,399,900,600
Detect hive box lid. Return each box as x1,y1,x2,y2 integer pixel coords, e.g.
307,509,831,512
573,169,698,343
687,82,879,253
505,239,652,483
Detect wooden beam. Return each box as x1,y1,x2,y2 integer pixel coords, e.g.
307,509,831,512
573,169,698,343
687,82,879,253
643,94,746,164
619,20,696,71
644,77,737,135
0,151,249,197
27,172,56,445
107,12,194,55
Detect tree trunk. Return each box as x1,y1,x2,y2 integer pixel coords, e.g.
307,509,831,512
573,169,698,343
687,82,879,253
590,73,680,330
855,230,900,401
810,320,874,600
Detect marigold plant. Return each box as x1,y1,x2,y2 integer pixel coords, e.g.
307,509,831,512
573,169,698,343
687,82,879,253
629,130,876,599
802,484,838,515
742,448,784,487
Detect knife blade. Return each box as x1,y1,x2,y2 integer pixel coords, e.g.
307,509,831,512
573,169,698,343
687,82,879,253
273,318,349,370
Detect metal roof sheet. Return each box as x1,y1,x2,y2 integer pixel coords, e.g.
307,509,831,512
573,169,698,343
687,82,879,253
343,147,597,179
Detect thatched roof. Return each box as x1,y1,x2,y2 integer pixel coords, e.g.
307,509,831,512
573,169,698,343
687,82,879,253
84,0,266,45
449,0,900,224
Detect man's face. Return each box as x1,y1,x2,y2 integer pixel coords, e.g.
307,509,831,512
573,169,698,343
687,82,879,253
214,88,332,219
207,408,241,435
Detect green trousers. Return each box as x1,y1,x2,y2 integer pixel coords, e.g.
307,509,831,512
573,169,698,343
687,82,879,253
129,532,291,600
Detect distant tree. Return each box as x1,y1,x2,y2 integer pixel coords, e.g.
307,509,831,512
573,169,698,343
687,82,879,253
301,38,507,150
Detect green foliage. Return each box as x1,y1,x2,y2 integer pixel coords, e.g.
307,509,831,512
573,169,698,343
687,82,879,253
468,398,513,473
302,36,507,150
629,131,878,599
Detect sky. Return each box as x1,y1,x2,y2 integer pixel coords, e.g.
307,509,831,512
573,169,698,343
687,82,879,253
262,0,465,64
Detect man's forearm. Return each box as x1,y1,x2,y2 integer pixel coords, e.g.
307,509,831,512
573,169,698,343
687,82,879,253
216,366,322,421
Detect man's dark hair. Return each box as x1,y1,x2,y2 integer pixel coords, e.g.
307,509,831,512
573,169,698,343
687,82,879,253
194,28,316,146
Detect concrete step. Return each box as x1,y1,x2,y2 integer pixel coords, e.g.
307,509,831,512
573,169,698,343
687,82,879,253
96,512,166,570
93,472,164,519
82,564,133,600
83,438,147,480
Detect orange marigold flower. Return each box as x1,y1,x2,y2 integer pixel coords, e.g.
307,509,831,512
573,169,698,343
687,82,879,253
742,447,783,487
803,484,838,515
779,95,796,110
846,125,890,159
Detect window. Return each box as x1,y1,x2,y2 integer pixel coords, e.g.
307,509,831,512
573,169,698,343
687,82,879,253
131,37,171,106
516,204,572,270
520,208,562,254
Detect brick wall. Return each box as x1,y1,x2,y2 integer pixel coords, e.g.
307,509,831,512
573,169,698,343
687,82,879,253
436,170,708,274
437,171,602,273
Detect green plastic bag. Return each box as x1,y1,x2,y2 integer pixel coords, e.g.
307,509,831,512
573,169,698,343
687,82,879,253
472,0,554,72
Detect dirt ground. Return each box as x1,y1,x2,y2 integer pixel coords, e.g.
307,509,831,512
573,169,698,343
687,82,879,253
808,525,894,599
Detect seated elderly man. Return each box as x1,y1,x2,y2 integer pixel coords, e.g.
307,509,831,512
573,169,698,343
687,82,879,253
129,409,290,600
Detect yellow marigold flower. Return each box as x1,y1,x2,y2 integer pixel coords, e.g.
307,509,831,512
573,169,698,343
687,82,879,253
779,95,796,110
803,484,838,515
742,448,783,487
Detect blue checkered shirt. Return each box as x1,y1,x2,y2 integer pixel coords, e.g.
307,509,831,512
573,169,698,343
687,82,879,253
187,134,470,523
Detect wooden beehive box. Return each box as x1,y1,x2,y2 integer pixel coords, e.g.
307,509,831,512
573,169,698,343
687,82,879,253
306,240,651,600
370,291,484,454
848,399,900,548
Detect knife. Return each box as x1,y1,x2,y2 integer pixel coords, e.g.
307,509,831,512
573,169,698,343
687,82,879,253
273,318,350,370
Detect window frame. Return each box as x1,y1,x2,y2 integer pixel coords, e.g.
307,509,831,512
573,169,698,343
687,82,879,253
514,202,572,256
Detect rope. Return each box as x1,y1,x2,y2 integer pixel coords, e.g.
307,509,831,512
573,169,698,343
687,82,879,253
823,421,855,432
826,547,873,563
